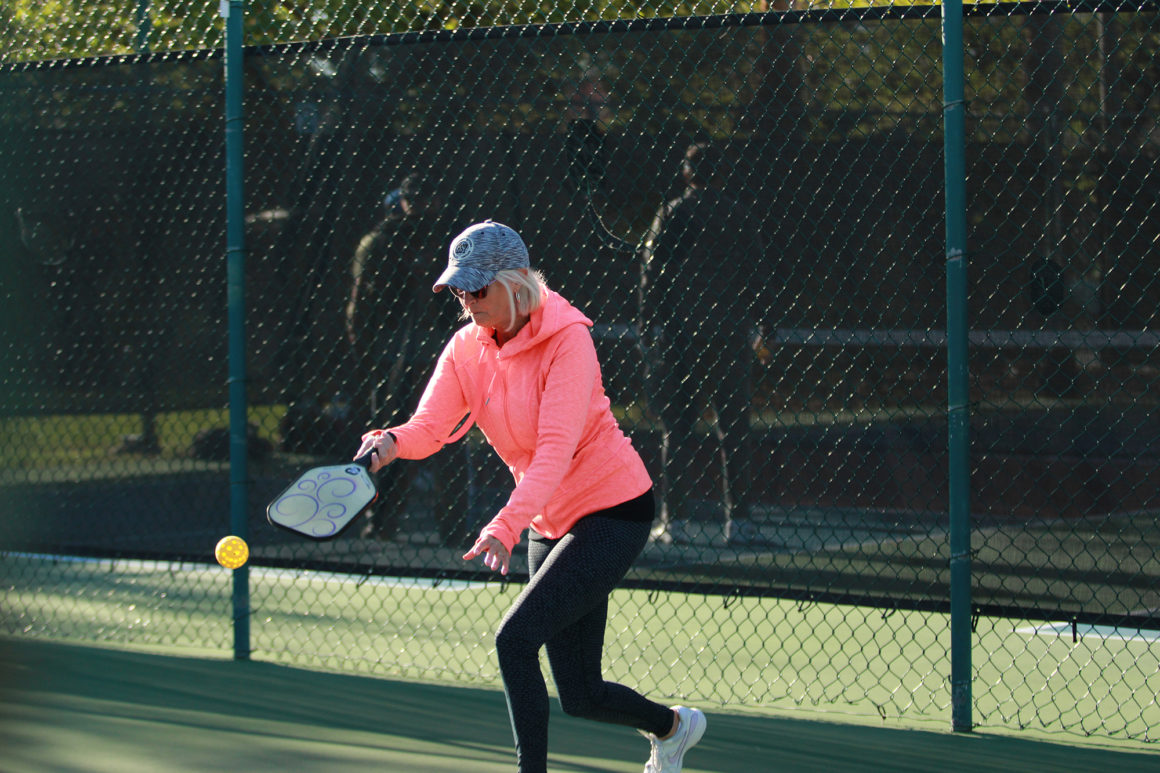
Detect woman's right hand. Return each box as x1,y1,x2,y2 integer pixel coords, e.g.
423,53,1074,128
355,430,398,473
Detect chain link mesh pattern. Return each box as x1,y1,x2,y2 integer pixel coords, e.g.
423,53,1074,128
2,1,1158,742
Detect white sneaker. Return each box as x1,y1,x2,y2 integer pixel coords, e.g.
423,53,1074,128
642,705,706,772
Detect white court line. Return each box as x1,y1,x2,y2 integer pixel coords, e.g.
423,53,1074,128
1017,621,1160,642
255,566,484,592
1,551,484,592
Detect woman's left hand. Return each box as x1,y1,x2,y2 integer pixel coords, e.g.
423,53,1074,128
463,535,511,576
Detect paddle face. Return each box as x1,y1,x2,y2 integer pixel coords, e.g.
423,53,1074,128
267,452,378,540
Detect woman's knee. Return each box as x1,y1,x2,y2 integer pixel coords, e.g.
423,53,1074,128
495,616,539,664
556,684,603,719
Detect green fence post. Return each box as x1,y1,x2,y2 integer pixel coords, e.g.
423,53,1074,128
942,0,971,733
224,0,250,661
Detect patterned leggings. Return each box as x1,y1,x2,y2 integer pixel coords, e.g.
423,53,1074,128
495,499,673,773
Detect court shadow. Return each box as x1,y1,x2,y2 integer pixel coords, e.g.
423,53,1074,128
1,639,1155,773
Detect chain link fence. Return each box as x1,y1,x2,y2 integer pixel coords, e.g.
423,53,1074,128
2,0,1158,742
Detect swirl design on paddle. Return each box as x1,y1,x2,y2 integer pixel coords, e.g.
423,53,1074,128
268,464,375,538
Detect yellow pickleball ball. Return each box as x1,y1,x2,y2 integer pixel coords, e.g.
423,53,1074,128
215,535,249,569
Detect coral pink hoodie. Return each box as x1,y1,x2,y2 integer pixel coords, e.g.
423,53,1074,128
383,289,652,552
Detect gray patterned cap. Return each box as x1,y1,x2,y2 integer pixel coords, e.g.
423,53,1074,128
433,220,530,293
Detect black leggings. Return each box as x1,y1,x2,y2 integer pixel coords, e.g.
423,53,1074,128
495,497,673,773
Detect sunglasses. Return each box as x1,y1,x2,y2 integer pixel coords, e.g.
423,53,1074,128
450,284,490,301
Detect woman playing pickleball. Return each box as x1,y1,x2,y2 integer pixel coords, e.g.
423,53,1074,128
355,220,705,773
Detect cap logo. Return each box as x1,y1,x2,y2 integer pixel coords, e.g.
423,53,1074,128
452,237,474,262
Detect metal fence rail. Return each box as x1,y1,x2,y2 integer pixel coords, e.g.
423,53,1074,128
1,0,1157,743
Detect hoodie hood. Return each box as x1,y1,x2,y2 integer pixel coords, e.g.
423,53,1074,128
476,288,592,357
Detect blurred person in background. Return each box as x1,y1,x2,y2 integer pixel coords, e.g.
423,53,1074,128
639,141,768,546
346,171,464,543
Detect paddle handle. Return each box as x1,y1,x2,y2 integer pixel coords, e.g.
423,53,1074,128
354,448,377,470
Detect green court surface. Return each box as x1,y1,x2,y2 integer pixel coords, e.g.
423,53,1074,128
1,639,1156,773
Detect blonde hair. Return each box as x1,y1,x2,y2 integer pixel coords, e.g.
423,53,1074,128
458,268,547,324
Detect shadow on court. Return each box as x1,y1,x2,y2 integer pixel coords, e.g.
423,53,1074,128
1,639,1155,772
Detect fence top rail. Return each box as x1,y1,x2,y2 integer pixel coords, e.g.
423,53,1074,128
248,0,1159,54
4,0,1158,71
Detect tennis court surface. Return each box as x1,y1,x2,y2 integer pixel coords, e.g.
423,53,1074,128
2,638,1154,772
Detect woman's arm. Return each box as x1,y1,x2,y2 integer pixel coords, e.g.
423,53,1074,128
373,333,475,459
